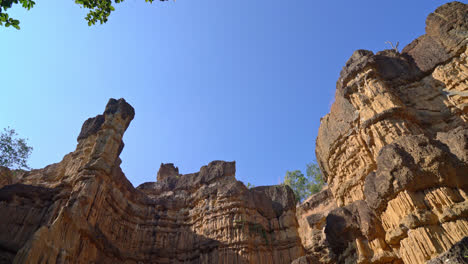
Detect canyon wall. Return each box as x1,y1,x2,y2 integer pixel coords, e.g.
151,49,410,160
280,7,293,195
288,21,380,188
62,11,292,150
0,99,304,264
0,2,467,264
297,1,468,263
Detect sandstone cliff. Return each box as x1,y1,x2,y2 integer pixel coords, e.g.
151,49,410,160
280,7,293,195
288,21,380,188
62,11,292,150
0,99,304,263
297,1,468,263
1,2,467,264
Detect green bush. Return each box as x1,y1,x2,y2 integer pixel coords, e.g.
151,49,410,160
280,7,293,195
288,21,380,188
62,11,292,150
284,161,325,203
0,127,33,170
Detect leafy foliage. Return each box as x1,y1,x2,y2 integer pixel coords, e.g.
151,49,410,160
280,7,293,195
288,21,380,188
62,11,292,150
284,161,325,203
0,0,165,29
0,0,35,29
306,161,325,194
246,182,255,189
0,127,33,170
284,170,308,202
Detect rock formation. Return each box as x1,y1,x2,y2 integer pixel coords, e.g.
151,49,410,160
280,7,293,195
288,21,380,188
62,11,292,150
300,1,468,263
0,98,304,263
295,187,337,263
1,2,467,264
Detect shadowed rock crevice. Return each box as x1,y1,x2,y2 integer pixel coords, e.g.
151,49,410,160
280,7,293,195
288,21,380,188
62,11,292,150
0,184,65,263
426,236,468,264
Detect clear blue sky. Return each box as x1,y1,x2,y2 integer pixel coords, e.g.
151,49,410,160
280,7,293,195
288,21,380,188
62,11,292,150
0,0,454,187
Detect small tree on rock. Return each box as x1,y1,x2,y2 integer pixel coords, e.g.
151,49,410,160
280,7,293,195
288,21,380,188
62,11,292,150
284,160,325,203
0,127,33,170
306,161,325,195
284,170,309,202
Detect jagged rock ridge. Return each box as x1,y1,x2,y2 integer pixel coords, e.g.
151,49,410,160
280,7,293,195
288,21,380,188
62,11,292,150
0,98,304,263
297,1,468,264
1,2,467,264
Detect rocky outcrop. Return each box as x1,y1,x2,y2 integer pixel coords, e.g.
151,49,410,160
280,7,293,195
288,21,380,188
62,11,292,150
309,1,468,263
426,237,468,264
0,98,304,264
1,2,467,264
295,187,337,263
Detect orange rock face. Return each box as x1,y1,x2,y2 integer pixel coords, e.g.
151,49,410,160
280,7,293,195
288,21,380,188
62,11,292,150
0,99,304,264
295,187,337,263
310,1,468,263
1,2,467,264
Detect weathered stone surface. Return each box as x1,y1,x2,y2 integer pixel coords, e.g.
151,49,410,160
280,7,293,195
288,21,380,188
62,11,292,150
402,1,468,73
0,167,12,189
1,2,467,264
295,188,337,263
0,98,304,264
156,163,179,182
426,236,468,264
311,2,468,263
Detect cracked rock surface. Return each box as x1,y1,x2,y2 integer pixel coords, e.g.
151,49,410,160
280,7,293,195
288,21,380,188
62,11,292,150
1,2,467,264
300,1,468,263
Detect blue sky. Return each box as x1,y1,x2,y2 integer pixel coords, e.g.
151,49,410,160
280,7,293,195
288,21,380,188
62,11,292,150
0,0,454,187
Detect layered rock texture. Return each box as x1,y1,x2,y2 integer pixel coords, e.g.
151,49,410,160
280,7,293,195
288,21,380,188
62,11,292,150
0,99,304,263
295,188,337,263
304,1,468,263
1,2,467,264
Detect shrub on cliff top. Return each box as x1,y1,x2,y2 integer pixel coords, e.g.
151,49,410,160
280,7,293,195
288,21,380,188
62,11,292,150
284,161,325,203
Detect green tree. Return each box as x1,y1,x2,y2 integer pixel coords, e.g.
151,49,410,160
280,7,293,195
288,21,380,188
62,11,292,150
306,161,325,195
246,182,255,189
284,160,325,203
0,0,165,30
0,127,33,170
284,170,309,202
